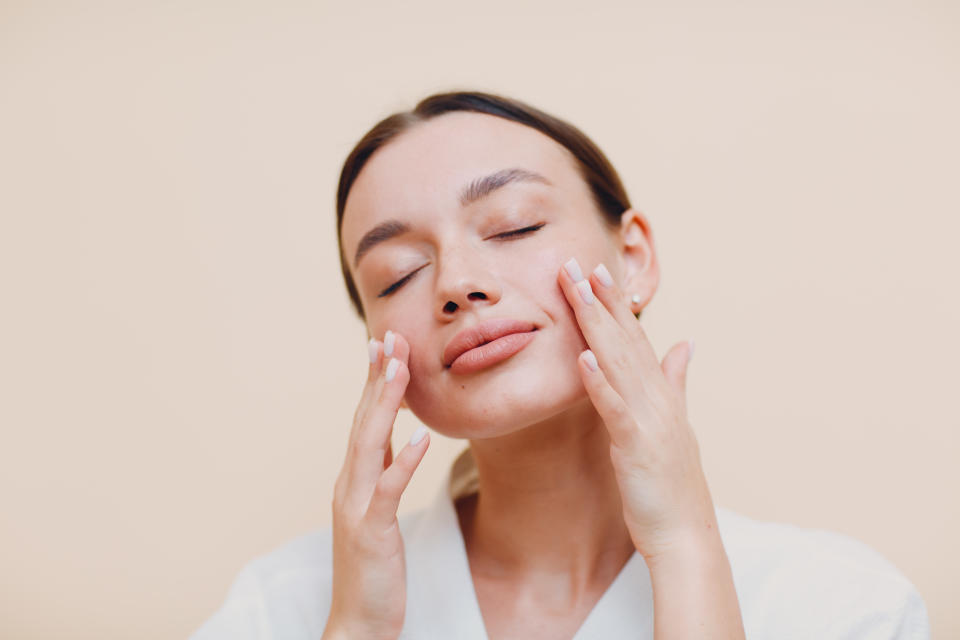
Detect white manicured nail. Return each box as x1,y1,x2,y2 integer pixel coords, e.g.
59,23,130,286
368,338,378,364
593,263,613,288
409,425,428,446
385,357,400,382
564,257,584,282
576,279,595,304
583,349,599,371
384,330,395,357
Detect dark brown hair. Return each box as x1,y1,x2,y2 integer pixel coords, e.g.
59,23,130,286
336,90,632,320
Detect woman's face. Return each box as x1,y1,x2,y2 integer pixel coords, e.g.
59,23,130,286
341,112,645,438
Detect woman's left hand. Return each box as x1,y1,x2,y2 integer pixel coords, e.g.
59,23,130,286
558,257,719,562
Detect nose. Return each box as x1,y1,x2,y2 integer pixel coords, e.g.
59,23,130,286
434,248,503,319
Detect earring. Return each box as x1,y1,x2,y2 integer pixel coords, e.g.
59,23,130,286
631,294,642,320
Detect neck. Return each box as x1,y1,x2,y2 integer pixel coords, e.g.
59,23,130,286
457,397,636,586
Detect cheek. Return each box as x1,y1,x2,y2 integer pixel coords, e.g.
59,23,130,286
367,306,417,346
521,245,588,344
405,348,433,390
519,245,568,302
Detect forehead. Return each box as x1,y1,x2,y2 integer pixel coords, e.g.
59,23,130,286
341,111,581,249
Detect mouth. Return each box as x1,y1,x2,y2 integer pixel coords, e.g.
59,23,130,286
445,327,539,375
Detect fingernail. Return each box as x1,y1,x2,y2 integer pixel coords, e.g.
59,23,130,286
409,425,428,446
385,357,400,382
593,263,613,288
368,338,378,364
564,257,584,282
688,338,695,363
583,349,598,371
384,330,395,357
576,279,595,304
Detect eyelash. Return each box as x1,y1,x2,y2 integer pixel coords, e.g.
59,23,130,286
376,223,546,298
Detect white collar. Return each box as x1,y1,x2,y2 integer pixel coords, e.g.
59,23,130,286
400,447,655,639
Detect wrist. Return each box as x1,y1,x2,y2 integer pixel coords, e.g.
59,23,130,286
643,527,728,574
643,527,746,639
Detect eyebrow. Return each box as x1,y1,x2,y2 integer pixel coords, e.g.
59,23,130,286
352,167,552,269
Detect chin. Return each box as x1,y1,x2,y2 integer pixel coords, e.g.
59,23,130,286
404,355,587,439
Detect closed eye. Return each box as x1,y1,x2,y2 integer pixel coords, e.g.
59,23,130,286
378,265,426,298
377,223,546,298
496,222,546,239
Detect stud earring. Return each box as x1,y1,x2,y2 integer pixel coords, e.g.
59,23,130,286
631,294,642,320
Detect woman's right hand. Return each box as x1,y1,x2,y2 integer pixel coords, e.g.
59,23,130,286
323,331,430,640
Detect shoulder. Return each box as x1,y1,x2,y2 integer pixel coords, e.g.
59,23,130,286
715,506,931,639
189,508,429,640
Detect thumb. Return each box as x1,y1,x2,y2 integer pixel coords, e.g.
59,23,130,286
661,338,695,402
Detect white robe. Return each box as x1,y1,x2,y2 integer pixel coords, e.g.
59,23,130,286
190,447,931,639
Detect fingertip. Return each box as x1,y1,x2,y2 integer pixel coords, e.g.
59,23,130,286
576,279,595,305
385,357,401,382
409,425,428,447
592,262,615,289
395,331,411,363
581,349,599,372
384,329,396,357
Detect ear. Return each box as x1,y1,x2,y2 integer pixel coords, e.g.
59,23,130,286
617,208,660,317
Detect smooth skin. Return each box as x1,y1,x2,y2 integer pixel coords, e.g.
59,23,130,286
327,111,745,639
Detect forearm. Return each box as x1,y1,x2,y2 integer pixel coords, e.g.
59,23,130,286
646,532,746,640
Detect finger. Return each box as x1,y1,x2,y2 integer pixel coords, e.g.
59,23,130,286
365,426,430,528
350,331,410,448
588,263,664,375
351,338,385,434
338,338,385,500
349,350,412,496
343,331,411,500
577,349,643,450
588,262,645,333
559,258,648,396
367,331,410,448
558,257,627,354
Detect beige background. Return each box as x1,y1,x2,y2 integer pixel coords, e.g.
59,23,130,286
1,1,957,638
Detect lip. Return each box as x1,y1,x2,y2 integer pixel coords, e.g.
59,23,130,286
443,318,538,375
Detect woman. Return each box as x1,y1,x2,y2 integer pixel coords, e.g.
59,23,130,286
191,91,930,639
